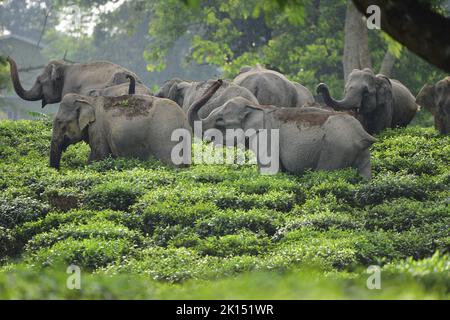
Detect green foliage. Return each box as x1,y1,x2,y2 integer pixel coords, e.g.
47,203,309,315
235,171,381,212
363,199,450,232
142,0,446,96
29,238,134,270
0,195,49,229
0,119,448,298
354,173,429,206
84,181,145,211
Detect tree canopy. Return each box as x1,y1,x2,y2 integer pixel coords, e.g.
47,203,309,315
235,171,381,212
0,0,448,96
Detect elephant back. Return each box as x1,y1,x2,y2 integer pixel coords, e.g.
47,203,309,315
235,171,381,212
103,95,155,118
391,80,419,127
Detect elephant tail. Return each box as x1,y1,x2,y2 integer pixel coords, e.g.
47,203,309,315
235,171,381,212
126,74,136,95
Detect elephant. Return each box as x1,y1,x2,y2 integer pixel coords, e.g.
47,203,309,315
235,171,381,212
7,56,144,108
187,89,376,179
87,74,152,97
156,78,259,121
317,68,419,135
49,89,190,169
416,77,450,134
233,65,315,108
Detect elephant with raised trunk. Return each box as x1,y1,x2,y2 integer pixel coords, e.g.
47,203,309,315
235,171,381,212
187,89,376,179
49,90,190,170
7,57,145,108
87,74,151,97
157,78,258,122
233,65,315,108
317,68,418,134
416,77,450,134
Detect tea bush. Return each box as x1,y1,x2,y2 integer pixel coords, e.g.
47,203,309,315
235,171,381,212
0,120,448,298
0,195,49,229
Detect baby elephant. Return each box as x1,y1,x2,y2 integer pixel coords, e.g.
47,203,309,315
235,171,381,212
195,97,376,179
50,93,190,169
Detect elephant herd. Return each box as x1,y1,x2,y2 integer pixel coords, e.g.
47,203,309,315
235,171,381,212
7,57,449,179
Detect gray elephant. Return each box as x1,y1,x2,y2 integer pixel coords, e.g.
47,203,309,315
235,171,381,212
317,68,418,135
50,91,190,169
233,65,315,108
157,78,259,120
188,90,376,179
7,56,144,108
87,74,152,97
416,77,450,134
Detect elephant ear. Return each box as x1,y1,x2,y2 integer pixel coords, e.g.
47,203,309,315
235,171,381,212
50,63,64,81
416,84,437,115
243,103,265,131
75,99,95,131
375,74,393,108
168,82,190,106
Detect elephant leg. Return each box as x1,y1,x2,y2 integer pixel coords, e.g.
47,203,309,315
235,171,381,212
353,148,372,180
88,141,113,163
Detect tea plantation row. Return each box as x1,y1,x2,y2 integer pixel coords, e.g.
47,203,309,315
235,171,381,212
0,119,448,298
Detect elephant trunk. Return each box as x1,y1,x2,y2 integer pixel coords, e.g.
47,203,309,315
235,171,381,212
187,79,223,130
50,140,63,170
126,74,136,95
7,56,43,101
316,83,360,110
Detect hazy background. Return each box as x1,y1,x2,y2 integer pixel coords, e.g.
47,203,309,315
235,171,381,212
1,0,449,119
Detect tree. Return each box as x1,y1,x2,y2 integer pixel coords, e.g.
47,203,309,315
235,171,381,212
352,0,450,73
343,0,371,81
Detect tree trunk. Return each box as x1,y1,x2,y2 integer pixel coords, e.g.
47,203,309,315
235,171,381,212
343,1,372,82
359,23,372,70
379,50,396,77
352,0,450,73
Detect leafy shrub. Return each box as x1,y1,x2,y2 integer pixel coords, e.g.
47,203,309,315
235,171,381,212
0,120,449,297
84,181,145,211
372,127,450,175
0,120,51,163
354,173,429,206
0,227,16,259
152,225,196,247
87,156,165,172
383,252,450,292
16,210,142,246
0,195,49,229
60,143,90,169
363,199,450,232
25,220,143,252
196,209,282,237
43,187,82,211
300,169,361,202
138,202,217,234
195,231,271,257
220,175,302,195
29,238,134,270
274,229,359,270
214,190,297,212
102,247,216,282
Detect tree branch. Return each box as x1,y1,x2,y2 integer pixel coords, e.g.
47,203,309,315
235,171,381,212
352,0,450,73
